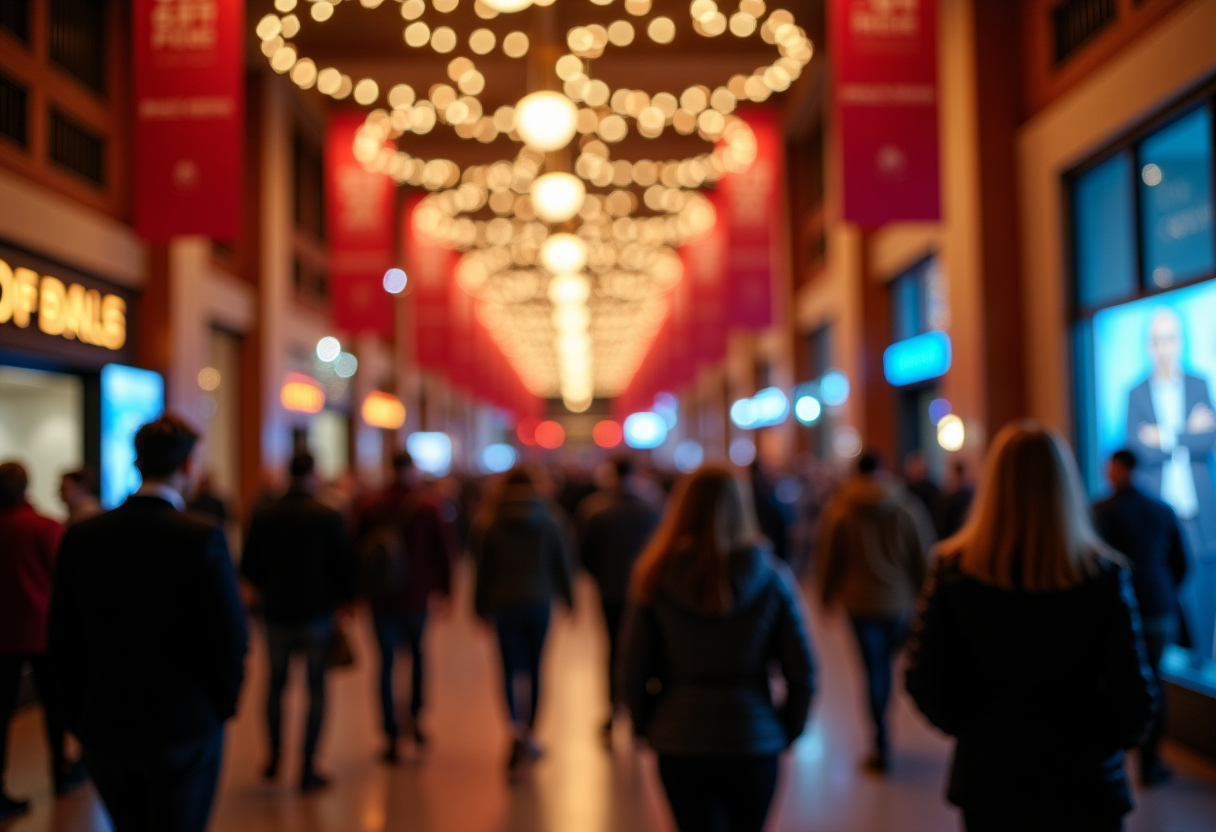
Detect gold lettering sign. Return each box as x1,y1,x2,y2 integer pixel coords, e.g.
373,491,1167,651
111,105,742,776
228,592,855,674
0,258,126,350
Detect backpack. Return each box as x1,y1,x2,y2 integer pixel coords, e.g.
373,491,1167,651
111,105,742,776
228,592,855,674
356,497,414,599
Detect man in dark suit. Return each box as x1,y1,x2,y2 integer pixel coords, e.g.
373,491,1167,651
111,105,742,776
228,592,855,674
1094,449,1189,786
241,452,354,791
49,415,248,832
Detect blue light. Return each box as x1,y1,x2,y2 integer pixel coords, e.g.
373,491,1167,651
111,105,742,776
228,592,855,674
729,437,756,466
673,440,703,473
928,397,952,424
653,392,679,429
730,397,758,429
383,268,408,294
730,387,789,430
883,331,952,387
819,370,850,407
795,395,822,425
100,364,164,508
406,432,452,476
623,412,668,449
482,443,517,473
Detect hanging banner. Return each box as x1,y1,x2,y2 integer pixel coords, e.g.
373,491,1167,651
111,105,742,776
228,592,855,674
404,196,457,373
327,111,396,338
684,189,730,365
133,0,244,242
832,0,940,226
722,108,781,329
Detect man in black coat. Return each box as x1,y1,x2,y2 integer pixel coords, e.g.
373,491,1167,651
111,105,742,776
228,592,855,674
579,457,661,740
241,452,354,792
49,415,248,832
1093,448,1189,786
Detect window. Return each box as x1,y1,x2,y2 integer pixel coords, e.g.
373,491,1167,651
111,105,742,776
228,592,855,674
0,0,29,43
0,70,27,148
50,0,106,94
1073,152,1137,309
49,109,105,185
889,256,945,342
1052,0,1117,65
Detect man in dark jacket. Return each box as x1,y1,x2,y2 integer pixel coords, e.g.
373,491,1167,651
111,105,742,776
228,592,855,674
816,452,935,773
50,416,248,832
356,451,453,762
241,452,354,792
0,463,86,821
1093,448,1189,786
903,451,943,533
579,457,661,739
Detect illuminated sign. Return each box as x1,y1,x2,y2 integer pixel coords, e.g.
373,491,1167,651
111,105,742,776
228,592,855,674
730,387,790,429
361,391,406,429
883,331,952,387
100,364,164,508
624,412,667,449
281,373,325,413
0,258,127,350
407,432,452,476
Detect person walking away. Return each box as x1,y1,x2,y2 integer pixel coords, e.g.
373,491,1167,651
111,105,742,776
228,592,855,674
59,468,102,528
815,452,934,772
187,474,229,529
49,416,248,832
1093,448,1188,786
937,461,975,539
241,452,354,792
750,461,791,563
905,424,1157,832
0,463,86,820
472,468,574,774
618,466,815,832
357,451,454,762
903,451,943,533
579,456,661,742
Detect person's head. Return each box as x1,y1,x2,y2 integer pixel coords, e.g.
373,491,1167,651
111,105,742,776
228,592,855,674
631,465,761,614
505,467,534,490
134,415,198,488
1107,448,1137,491
60,467,97,507
391,450,416,485
946,421,1115,591
857,452,882,476
0,462,29,510
1148,308,1182,379
903,451,928,483
613,455,634,486
288,452,316,492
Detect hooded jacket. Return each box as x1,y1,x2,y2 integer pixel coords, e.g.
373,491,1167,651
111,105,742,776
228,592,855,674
617,546,816,757
815,475,935,618
472,487,574,618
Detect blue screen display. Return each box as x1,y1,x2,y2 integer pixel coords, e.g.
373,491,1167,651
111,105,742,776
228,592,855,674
883,331,952,387
1074,151,1137,309
100,364,164,508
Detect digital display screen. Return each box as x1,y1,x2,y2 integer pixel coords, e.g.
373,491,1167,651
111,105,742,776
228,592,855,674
100,364,164,508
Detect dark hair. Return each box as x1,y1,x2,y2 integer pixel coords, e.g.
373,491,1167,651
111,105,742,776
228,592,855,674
289,452,316,479
613,456,634,480
1111,448,1138,471
858,452,882,475
134,416,198,478
391,450,414,472
0,462,29,508
505,467,533,488
62,467,97,494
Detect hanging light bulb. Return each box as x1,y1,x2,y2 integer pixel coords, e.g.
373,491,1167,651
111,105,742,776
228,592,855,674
540,233,588,274
547,273,592,305
531,172,586,224
482,0,533,11
514,91,579,152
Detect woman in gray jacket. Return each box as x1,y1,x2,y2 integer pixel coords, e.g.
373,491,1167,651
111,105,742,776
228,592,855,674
618,466,816,832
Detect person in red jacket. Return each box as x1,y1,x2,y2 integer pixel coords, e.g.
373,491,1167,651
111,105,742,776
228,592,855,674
0,462,86,821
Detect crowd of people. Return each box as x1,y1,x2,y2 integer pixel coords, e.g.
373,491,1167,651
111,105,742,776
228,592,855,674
0,412,1193,832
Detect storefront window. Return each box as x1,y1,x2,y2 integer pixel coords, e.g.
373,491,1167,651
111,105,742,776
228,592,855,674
1074,152,1137,309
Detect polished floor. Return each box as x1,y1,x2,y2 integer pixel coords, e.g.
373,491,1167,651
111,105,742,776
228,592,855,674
6,565,1216,832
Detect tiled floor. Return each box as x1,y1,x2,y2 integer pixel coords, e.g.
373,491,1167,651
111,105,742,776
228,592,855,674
5,564,1216,832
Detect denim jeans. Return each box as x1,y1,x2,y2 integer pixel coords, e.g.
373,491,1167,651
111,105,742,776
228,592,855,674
658,754,780,832
849,615,909,753
372,610,428,740
494,604,551,729
265,617,333,769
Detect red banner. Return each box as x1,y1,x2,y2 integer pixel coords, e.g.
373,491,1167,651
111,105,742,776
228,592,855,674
684,189,730,366
722,108,781,329
404,197,455,373
832,0,940,226
326,111,396,338
133,0,244,242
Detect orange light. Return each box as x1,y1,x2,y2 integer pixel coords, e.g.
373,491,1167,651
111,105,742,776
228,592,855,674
517,417,541,446
362,391,406,429
534,420,565,449
281,373,325,413
593,420,622,448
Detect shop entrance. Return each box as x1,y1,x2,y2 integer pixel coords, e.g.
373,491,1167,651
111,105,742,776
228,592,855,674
0,366,85,520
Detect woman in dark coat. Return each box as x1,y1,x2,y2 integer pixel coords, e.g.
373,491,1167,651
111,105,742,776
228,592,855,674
472,467,573,774
905,423,1159,832
618,465,816,832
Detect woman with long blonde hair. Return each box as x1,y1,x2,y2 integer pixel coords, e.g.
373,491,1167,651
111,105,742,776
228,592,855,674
905,423,1158,832
618,465,815,832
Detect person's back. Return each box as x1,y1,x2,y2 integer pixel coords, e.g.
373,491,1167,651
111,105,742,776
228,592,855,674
582,486,661,604
474,484,573,616
1093,485,1187,621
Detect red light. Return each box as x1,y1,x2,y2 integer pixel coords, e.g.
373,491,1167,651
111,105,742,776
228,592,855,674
593,420,622,448
517,417,540,446
534,420,566,450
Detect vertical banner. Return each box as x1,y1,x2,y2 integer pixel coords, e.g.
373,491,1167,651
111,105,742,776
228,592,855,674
721,108,781,329
684,189,730,365
326,111,396,338
133,0,244,242
404,196,456,373
832,0,940,226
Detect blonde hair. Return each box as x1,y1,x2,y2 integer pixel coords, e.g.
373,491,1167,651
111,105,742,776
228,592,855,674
942,421,1118,591
630,465,762,614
